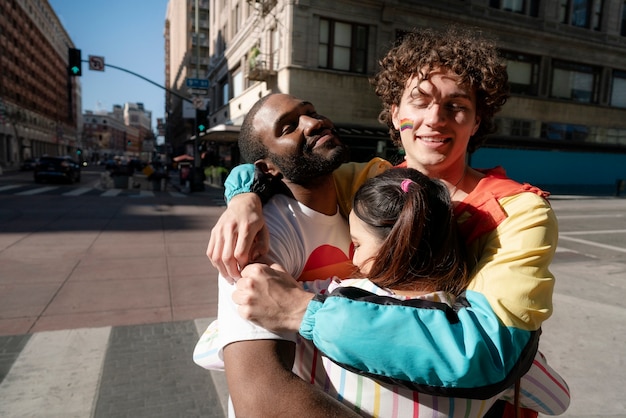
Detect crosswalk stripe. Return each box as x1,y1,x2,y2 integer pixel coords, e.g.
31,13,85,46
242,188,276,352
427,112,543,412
0,319,228,417
15,186,58,196
0,184,23,192
0,185,205,199
0,327,111,417
101,189,123,197
62,187,93,196
133,190,155,198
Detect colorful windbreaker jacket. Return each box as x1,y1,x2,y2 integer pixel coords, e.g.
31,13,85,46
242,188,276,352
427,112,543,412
223,161,557,399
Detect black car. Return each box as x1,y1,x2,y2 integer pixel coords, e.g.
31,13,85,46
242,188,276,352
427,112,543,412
34,156,81,183
20,158,38,171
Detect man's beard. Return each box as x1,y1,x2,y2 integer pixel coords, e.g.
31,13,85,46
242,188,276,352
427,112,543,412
270,143,349,185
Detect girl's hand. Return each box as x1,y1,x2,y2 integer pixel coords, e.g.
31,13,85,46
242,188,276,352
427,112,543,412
233,263,313,333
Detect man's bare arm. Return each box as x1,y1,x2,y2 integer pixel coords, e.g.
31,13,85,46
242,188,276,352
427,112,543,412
207,193,269,280
223,339,358,417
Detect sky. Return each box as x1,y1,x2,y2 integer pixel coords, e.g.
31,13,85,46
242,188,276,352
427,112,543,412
49,0,170,133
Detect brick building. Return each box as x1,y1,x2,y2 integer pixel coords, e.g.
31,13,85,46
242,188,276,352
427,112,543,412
0,0,82,170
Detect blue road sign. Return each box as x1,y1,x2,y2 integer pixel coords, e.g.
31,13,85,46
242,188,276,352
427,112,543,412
186,78,209,89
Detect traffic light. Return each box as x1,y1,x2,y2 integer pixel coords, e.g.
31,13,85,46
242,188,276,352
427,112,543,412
196,109,208,135
76,148,82,156
68,48,82,76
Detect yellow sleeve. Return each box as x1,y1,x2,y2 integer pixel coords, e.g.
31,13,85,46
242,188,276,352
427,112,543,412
332,158,392,218
466,192,558,330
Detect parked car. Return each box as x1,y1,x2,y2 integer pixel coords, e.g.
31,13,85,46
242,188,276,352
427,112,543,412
34,156,81,183
20,158,38,171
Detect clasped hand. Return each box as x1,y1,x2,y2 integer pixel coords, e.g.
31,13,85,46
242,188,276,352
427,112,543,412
233,263,313,333
207,193,312,332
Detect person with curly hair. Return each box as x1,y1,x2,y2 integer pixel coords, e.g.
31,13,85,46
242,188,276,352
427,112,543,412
207,27,566,417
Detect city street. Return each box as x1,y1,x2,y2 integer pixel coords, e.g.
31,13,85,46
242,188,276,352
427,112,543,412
0,167,229,417
0,168,625,417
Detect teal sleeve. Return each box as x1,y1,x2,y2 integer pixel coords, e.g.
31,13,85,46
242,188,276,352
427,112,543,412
224,164,255,203
299,288,539,399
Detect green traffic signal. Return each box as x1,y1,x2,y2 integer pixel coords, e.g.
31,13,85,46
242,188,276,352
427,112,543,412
196,108,208,135
68,48,82,77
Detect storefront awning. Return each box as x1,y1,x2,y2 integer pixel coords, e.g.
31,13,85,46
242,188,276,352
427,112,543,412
194,124,241,143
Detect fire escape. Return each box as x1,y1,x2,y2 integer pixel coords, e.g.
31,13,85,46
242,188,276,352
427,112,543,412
246,0,278,82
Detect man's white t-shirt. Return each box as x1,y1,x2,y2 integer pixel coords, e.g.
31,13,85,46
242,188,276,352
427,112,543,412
194,194,353,368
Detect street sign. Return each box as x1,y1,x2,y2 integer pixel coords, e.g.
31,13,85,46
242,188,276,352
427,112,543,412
88,55,105,71
186,78,209,89
183,98,209,118
188,88,208,96
193,97,206,109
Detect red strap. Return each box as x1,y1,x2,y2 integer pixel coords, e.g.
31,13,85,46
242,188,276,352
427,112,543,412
453,167,549,245
392,164,550,245
502,403,538,418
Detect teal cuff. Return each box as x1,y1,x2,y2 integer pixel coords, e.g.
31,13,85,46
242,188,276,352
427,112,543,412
224,164,255,203
298,298,321,340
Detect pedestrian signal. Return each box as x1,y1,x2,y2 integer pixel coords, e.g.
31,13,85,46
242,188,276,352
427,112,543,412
68,48,82,76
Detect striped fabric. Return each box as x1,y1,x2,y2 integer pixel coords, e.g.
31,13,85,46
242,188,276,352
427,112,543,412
293,279,570,417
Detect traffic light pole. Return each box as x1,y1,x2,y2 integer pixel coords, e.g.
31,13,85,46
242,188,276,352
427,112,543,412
89,61,193,104
78,58,205,191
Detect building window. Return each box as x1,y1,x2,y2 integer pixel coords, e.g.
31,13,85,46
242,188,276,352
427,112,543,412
271,27,280,72
610,70,626,108
550,60,600,103
318,18,368,73
541,122,589,141
511,119,533,137
217,77,229,107
489,0,539,16
222,79,230,106
606,127,626,145
501,50,540,95
233,68,243,98
559,0,603,30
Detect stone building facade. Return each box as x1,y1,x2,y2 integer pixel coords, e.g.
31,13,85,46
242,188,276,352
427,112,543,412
187,0,626,190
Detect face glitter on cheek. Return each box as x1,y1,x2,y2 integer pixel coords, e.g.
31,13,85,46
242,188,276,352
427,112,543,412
400,118,414,132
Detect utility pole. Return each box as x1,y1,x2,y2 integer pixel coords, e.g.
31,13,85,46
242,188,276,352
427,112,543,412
192,0,205,191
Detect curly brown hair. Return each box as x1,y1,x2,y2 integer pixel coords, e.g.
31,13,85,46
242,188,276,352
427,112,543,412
371,27,510,153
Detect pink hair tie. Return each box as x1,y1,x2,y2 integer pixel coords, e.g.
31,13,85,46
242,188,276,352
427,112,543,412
401,179,414,193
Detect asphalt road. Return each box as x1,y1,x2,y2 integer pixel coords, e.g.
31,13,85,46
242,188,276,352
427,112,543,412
537,196,626,417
